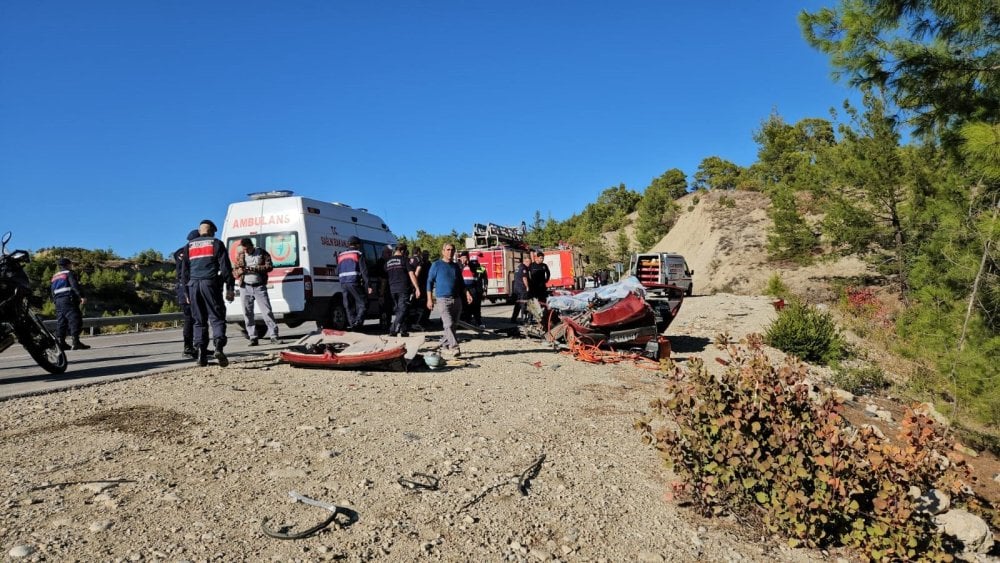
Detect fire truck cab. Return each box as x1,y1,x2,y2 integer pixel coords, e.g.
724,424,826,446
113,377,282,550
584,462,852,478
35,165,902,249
220,190,398,331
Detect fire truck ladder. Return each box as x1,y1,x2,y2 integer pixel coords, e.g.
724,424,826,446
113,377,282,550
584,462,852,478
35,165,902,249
471,222,527,248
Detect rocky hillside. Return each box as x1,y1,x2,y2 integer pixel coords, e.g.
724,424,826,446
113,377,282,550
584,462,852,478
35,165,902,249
643,190,875,301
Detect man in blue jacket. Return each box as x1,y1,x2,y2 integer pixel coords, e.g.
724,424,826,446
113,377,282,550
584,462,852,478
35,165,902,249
426,243,472,357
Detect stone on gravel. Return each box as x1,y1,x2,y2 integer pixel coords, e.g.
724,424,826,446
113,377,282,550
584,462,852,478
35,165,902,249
9,545,35,558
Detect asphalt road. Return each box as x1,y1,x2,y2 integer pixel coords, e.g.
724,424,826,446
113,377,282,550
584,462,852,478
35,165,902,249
0,324,316,400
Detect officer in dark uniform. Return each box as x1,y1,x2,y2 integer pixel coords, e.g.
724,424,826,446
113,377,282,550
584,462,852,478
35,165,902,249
182,219,235,366
173,229,203,358
50,257,90,350
336,236,371,329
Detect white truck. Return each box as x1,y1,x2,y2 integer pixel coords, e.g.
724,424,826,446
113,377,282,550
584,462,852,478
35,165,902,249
220,190,398,331
629,252,694,296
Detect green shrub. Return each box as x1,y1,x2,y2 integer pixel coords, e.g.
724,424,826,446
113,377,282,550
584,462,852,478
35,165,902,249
637,335,972,561
100,309,134,334
764,273,790,299
765,301,845,365
718,195,736,208
831,364,889,396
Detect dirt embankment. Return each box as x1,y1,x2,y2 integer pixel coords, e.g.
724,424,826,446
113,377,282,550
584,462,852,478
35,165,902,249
0,295,835,562
653,190,873,300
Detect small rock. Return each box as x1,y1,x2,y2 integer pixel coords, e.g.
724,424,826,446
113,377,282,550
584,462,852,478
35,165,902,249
875,409,893,422
954,443,979,457
268,468,307,479
915,489,951,515
463,515,476,524
637,552,666,563
529,548,552,561
89,520,112,532
80,482,116,494
162,493,181,502
935,509,993,554
9,545,35,558
914,402,949,426
830,388,854,402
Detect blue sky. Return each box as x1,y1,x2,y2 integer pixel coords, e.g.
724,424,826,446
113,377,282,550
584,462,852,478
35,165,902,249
0,1,855,258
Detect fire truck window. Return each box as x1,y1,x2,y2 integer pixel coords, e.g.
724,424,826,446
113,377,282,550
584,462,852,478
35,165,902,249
265,233,299,267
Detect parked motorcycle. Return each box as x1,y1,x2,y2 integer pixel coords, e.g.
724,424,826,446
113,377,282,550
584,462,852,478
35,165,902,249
0,232,67,374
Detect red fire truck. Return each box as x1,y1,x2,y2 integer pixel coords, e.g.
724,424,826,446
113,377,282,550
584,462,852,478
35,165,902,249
543,246,588,291
464,223,531,303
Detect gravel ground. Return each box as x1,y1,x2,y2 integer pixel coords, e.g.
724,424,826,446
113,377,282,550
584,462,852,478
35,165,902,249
1,296,835,562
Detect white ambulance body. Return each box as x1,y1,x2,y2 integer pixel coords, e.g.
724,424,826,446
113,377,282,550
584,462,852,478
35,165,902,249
220,191,397,330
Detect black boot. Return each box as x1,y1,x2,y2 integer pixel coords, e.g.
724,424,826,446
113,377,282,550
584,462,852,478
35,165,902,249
71,337,90,350
213,343,229,367
182,339,197,358
57,338,70,351
197,346,209,366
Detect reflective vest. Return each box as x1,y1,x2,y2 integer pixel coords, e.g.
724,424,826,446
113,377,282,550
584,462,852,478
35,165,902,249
337,249,362,283
461,264,476,286
50,270,75,298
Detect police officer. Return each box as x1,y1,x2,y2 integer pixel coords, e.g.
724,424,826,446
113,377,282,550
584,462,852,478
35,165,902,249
528,250,551,302
182,219,235,366
173,229,203,358
336,236,371,330
510,255,531,323
50,257,89,350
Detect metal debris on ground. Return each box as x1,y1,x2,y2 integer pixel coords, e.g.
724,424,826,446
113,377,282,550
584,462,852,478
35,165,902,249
261,491,358,540
398,472,440,491
457,453,546,513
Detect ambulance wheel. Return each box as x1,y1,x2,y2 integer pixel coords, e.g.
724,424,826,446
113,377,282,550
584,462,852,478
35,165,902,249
326,302,349,330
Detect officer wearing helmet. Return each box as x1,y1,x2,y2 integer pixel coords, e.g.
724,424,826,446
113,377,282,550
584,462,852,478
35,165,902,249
336,235,371,329
182,219,235,366
50,257,89,350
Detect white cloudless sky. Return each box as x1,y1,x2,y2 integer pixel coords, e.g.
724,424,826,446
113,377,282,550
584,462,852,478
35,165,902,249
0,0,856,257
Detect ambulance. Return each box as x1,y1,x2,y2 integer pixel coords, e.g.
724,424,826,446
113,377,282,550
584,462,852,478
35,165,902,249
220,190,398,331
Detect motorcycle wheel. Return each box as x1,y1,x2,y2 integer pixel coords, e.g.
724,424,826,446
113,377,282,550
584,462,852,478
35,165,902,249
16,309,68,375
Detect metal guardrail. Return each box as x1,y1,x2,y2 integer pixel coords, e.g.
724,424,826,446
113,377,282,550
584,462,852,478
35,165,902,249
42,313,185,334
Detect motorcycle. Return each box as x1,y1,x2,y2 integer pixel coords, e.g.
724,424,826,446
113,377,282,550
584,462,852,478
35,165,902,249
0,231,68,374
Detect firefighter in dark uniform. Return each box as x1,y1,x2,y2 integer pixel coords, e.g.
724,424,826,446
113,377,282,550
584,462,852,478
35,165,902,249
183,219,235,366
50,257,90,350
336,236,371,329
173,229,203,358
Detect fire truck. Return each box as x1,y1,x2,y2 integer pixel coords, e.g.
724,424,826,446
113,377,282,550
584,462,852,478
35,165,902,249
543,246,588,291
463,223,531,303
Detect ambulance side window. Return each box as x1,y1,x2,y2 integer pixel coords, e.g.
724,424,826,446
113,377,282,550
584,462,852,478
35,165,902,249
225,238,244,267
264,232,299,267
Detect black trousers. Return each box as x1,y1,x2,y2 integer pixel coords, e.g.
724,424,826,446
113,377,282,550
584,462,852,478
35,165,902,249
189,279,227,350
390,290,411,334
54,297,82,339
